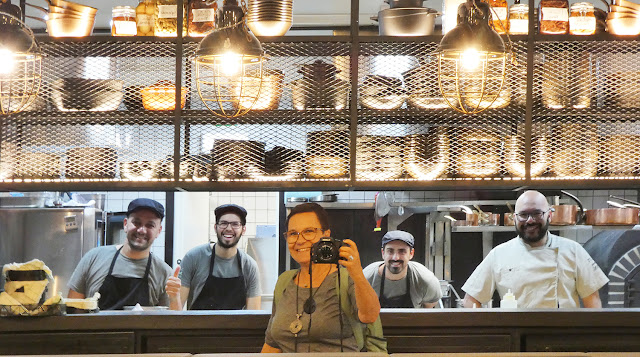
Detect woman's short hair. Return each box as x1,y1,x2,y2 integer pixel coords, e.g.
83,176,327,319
286,202,330,230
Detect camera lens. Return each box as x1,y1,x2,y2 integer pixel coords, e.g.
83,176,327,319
319,245,334,260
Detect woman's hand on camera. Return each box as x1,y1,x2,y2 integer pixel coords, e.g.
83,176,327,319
339,239,361,272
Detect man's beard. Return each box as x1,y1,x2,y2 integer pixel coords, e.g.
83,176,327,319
387,260,404,274
516,220,549,244
127,234,152,251
217,231,241,249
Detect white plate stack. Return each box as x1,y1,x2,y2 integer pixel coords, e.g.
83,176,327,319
246,0,293,37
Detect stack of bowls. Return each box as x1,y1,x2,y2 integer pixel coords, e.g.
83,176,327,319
607,0,640,35
47,0,98,37
246,0,292,37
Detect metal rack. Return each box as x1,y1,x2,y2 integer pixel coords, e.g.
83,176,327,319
2,0,640,191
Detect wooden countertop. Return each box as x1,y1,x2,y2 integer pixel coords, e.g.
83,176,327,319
3,308,640,332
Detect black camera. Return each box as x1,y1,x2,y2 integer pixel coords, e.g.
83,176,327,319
311,237,343,264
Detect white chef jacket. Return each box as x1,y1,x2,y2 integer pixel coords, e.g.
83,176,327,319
462,233,609,308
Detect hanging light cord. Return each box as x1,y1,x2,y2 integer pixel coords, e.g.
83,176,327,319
204,0,254,42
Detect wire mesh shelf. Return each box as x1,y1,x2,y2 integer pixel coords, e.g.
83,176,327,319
0,35,639,189
533,40,640,181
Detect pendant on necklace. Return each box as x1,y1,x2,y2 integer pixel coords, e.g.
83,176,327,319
289,314,303,335
303,297,316,314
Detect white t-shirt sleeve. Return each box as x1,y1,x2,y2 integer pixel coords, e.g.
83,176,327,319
461,249,496,303
574,244,609,298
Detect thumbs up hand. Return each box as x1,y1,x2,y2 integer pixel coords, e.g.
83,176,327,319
166,266,182,303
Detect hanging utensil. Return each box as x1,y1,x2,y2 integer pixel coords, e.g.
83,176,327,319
374,192,391,232
607,200,625,208
610,195,640,206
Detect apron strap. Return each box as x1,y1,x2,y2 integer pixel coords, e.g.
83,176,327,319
209,243,244,277
108,245,153,279
380,263,386,304
107,246,124,275
209,243,216,276
142,251,153,280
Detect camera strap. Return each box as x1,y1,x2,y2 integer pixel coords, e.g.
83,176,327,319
337,264,344,352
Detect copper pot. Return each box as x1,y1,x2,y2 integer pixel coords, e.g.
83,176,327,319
550,190,585,225
479,212,500,226
465,213,479,226
585,207,640,225
503,212,514,226
550,204,579,225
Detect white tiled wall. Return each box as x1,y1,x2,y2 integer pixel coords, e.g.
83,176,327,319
102,191,167,258
208,192,280,250
320,189,640,246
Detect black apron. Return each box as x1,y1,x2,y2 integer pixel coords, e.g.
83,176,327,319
379,264,413,308
97,246,152,310
190,243,247,310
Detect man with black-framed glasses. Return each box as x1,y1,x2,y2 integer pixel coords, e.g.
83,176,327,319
461,190,608,309
169,204,261,310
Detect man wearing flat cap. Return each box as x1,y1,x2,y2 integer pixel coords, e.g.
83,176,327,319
363,230,442,308
171,204,261,310
68,198,179,310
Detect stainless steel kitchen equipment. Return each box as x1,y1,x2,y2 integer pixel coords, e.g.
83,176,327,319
0,207,104,298
376,7,439,36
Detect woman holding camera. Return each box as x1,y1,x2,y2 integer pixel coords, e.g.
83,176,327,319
262,202,381,353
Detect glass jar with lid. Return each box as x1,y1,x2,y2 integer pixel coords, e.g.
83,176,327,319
539,0,569,34
112,6,137,36
569,2,596,35
487,0,508,34
155,0,187,37
136,0,156,36
188,0,218,37
509,3,528,34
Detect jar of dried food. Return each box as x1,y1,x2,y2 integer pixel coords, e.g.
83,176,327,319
136,0,156,36
487,0,508,34
112,6,137,36
569,2,595,35
155,0,187,37
188,0,218,37
509,3,528,34
539,0,569,34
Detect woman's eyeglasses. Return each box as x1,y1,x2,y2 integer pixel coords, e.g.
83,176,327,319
283,227,323,242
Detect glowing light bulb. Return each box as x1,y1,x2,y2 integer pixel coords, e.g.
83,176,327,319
0,48,16,75
219,52,243,76
460,48,482,72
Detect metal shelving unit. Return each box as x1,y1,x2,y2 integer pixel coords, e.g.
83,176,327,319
2,0,640,191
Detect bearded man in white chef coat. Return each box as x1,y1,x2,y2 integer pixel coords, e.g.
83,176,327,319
462,190,609,309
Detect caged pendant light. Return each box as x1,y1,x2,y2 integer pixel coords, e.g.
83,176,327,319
0,4,42,115
194,0,266,118
435,0,508,114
